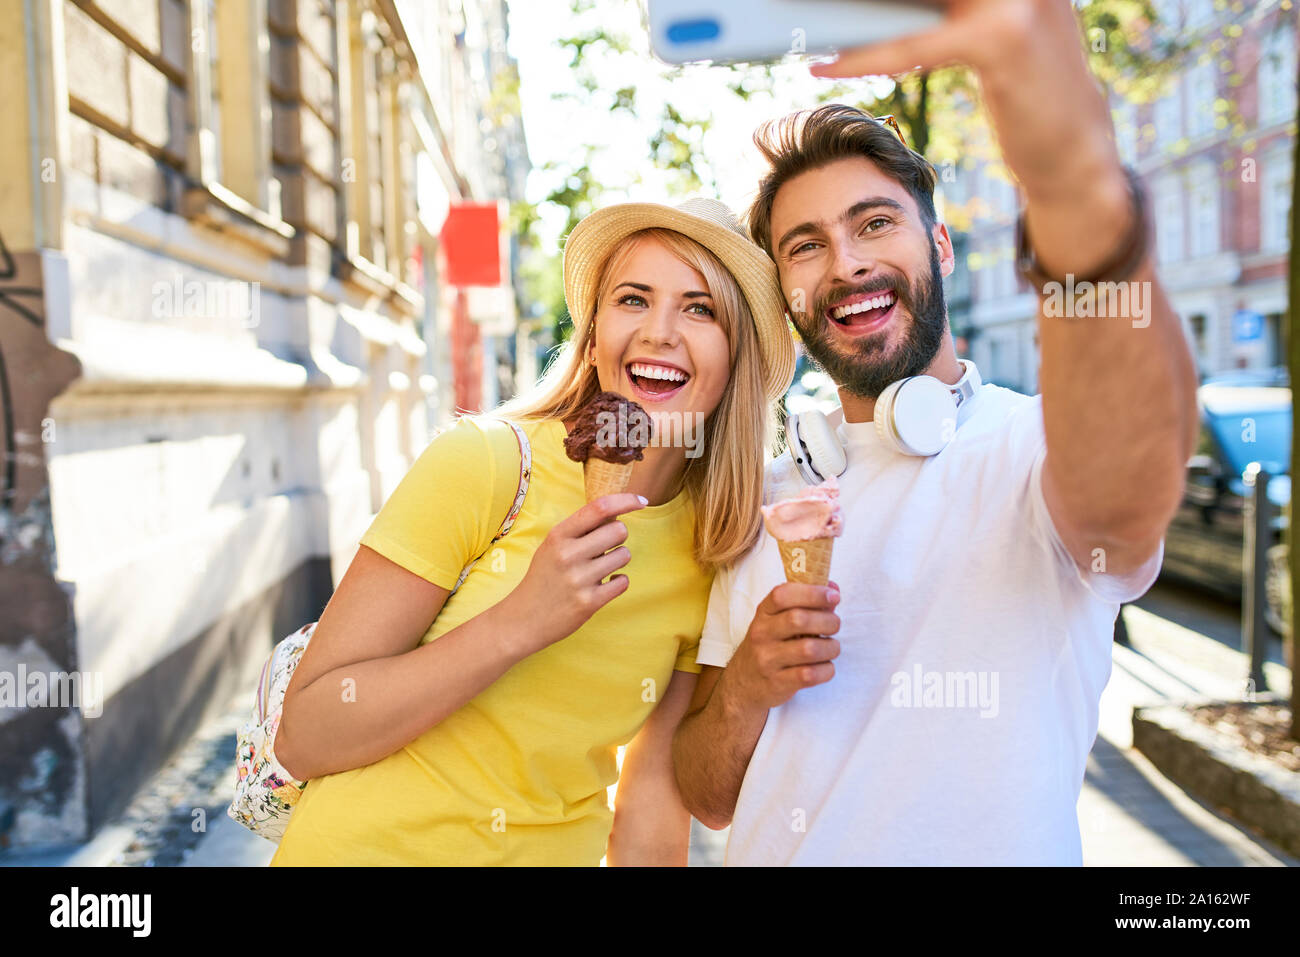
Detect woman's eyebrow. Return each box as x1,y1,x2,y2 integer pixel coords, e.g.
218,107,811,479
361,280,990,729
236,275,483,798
614,282,711,299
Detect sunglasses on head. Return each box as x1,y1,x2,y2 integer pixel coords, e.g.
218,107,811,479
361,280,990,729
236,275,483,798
872,114,907,146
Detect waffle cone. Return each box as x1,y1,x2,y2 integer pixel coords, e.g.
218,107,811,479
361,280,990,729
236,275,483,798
584,457,635,502
777,537,834,586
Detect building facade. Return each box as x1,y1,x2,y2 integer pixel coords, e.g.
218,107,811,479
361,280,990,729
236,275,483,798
947,0,1296,392
0,0,526,849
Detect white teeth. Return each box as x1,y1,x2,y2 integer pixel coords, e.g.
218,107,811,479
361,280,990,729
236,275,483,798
629,362,688,382
832,292,895,320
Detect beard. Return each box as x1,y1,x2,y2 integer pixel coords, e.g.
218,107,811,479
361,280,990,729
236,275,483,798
791,239,949,400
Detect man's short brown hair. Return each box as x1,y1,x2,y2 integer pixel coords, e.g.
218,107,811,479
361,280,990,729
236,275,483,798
747,104,939,257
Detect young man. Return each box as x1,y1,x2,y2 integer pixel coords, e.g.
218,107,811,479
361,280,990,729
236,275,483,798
671,0,1199,865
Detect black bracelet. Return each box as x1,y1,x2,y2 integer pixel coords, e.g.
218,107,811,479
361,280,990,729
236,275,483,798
1014,164,1151,292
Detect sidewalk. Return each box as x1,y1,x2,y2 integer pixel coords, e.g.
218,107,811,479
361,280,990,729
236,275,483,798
1077,601,1293,866
4,592,1294,868
0,691,269,868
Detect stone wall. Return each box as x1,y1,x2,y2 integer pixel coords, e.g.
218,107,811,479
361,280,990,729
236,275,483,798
0,240,85,846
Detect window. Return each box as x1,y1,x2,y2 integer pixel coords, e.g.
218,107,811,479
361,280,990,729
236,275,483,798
1260,147,1293,253
999,245,1017,299
1264,313,1284,367
1188,314,1207,366
1154,174,1185,264
998,172,1017,220
194,0,278,217
343,5,411,281
979,165,1017,222
989,338,1009,384
940,161,967,209
366,42,390,270
1258,25,1298,127
1188,162,1219,258
1154,79,1183,149
202,0,221,183
1186,61,1216,139
969,242,985,300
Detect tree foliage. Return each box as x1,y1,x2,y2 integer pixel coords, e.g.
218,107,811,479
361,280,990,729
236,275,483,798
516,0,1249,345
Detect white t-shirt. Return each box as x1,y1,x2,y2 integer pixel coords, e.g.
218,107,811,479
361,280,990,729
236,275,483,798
698,384,1162,866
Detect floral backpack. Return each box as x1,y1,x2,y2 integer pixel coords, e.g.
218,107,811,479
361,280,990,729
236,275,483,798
227,417,532,842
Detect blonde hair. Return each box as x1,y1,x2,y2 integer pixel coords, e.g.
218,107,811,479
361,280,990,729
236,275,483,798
495,228,776,570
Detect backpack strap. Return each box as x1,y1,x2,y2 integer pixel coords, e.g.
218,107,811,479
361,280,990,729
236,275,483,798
450,417,532,595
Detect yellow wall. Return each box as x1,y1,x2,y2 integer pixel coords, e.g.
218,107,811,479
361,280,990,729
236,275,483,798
0,0,37,250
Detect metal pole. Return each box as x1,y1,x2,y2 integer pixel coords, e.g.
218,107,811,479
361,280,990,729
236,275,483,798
1242,462,1272,695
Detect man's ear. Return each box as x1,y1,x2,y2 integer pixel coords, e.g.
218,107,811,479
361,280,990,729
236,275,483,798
932,221,956,278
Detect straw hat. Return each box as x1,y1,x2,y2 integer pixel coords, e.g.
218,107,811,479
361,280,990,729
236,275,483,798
562,197,796,402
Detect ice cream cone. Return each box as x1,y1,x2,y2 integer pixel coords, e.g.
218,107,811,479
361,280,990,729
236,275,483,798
777,537,834,586
584,457,635,502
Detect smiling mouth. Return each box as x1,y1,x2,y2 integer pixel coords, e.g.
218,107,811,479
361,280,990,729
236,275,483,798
827,290,898,333
626,361,691,401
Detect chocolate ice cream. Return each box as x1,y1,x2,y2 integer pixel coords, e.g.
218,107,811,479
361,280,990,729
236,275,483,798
564,391,652,464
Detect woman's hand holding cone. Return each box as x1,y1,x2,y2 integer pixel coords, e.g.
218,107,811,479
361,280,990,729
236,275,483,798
502,493,647,656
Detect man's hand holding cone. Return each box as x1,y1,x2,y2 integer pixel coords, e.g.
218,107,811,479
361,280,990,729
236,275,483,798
721,476,847,709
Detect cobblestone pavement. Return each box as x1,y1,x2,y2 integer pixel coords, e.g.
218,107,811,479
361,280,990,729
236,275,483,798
104,695,249,867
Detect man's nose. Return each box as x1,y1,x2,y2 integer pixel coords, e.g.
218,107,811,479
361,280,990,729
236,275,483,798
828,238,875,287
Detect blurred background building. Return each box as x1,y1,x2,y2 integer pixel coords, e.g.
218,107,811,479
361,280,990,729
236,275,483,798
0,0,527,849
946,0,1296,393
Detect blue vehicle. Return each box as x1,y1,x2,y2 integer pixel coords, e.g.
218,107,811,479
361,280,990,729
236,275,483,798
1160,379,1291,634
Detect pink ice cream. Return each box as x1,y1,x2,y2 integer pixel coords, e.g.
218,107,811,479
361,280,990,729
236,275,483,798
761,475,843,541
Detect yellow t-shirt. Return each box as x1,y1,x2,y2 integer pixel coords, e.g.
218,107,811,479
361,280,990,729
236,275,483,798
270,415,710,866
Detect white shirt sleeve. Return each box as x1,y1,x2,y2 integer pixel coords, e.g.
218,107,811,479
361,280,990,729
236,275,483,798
697,561,742,667
1015,397,1164,605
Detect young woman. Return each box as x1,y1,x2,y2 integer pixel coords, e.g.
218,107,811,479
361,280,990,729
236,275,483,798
269,198,794,866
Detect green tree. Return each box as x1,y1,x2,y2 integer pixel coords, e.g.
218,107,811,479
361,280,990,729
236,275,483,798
516,0,1194,350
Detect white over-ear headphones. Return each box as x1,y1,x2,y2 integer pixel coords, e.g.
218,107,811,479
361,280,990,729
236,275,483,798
785,359,983,484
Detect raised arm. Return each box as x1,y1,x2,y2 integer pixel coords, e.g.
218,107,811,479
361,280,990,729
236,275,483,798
813,0,1198,576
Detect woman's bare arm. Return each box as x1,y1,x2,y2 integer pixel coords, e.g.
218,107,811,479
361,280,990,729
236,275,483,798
274,493,646,781
605,668,698,866
272,545,527,780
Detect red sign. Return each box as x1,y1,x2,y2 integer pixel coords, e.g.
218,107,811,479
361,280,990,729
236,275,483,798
440,202,501,287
